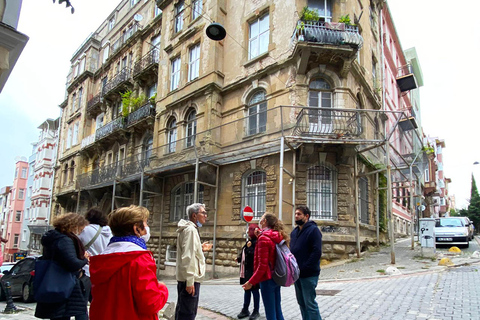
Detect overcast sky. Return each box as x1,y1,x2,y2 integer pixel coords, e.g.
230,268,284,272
1,0,479,209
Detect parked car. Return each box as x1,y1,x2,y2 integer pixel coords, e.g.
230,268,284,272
0,263,15,277
435,217,470,248
459,217,474,241
0,257,37,302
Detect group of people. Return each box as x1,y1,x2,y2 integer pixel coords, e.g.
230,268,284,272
31,202,322,320
34,205,168,320
237,206,323,320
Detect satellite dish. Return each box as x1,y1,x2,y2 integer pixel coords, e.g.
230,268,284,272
134,14,143,22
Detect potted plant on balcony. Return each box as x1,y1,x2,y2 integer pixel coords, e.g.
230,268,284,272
297,6,320,41
149,93,157,107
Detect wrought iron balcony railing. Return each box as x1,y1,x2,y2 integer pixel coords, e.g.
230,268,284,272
77,156,151,189
292,21,363,48
133,48,159,76
81,134,95,149
95,117,125,141
293,107,363,136
126,103,156,127
102,68,131,96
87,93,102,111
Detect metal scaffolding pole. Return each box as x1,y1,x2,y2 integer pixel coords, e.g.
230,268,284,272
212,164,219,279
279,136,285,220
194,157,199,203
111,179,116,212
376,172,380,247
409,165,415,249
139,170,144,206
386,142,395,264
354,156,360,257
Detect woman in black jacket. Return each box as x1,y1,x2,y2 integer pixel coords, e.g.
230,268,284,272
35,213,89,320
236,224,261,320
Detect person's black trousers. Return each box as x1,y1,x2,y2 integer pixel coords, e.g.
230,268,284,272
175,281,201,320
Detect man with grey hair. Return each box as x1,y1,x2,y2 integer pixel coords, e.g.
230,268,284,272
175,203,212,320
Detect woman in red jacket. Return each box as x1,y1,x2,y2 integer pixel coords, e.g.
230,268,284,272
90,205,168,320
242,213,289,320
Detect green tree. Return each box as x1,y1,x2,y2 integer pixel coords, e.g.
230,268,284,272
467,175,480,232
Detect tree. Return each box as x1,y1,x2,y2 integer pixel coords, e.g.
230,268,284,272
467,174,480,233
53,0,75,14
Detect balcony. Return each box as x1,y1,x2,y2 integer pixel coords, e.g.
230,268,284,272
133,48,159,80
396,64,417,92
77,156,150,189
110,23,142,57
102,68,132,98
291,21,363,75
126,103,156,128
95,117,126,141
292,107,363,137
86,93,103,115
81,134,96,149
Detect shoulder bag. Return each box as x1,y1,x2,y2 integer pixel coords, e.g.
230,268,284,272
33,248,76,303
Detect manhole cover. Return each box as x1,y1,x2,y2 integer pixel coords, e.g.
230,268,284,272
316,289,341,296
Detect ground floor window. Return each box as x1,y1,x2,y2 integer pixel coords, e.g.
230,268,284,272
306,164,337,220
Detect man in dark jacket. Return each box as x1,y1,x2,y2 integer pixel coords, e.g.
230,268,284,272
290,205,322,320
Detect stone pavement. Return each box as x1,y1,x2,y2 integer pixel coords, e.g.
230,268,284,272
0,237,478,319
158,236,480,320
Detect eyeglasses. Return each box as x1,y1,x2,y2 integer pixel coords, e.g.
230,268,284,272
198,211,207,216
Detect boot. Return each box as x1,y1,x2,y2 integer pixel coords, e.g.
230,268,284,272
237,309,250,319
249,310,260,320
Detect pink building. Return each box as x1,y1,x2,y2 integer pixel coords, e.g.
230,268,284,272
382,4,422,235
4,160,28,261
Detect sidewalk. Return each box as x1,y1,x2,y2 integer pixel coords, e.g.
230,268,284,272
159,236,480,319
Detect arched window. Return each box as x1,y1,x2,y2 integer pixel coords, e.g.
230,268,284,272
144,135,153,163
185,109,197,147
247,90,267,136
308,79,333,133
306,164,337,220
170,182,204,221
242,170,266,219
167,117,177,153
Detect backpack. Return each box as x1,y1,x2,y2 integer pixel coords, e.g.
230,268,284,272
272,239,300,287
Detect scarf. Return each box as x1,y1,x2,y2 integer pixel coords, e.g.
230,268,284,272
109,235,147,250
65,232,86,260
240,246,246,278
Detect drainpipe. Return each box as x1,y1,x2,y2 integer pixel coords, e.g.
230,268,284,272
111,178,116,212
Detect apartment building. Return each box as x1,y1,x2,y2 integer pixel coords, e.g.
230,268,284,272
4,160,28,261
21,119,59,256
0,0,28,93
381,5,424,236
52,0,425,276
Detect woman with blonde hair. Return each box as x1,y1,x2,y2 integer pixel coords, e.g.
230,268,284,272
34,213,89,320
89,205,168,320
242,213,288,320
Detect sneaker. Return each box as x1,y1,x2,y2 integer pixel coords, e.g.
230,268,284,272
237,309,250,319
249,311,260,320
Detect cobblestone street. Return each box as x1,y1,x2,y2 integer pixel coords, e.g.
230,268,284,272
0,238,478,320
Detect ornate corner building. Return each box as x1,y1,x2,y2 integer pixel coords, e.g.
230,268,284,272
51,0,428,276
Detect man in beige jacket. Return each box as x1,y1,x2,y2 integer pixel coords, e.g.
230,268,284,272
175,203,212,320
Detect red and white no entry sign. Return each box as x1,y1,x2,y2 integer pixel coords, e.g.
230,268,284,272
242,206,254,223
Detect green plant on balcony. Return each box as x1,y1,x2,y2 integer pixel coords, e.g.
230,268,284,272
149,93,157,106
339,14,354,26
297,6,320,40
121,91,148,117
422,146,435,155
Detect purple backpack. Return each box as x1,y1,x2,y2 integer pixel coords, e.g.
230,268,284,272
272,240,300,287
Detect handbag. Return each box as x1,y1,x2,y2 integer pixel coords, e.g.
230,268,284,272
33,258,76,303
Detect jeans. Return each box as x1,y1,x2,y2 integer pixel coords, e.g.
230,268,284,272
243,286,260,312
175,281,201,320
259,279,284,320
294,275,322,320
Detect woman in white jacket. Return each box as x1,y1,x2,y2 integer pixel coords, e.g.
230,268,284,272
78,207,113,301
